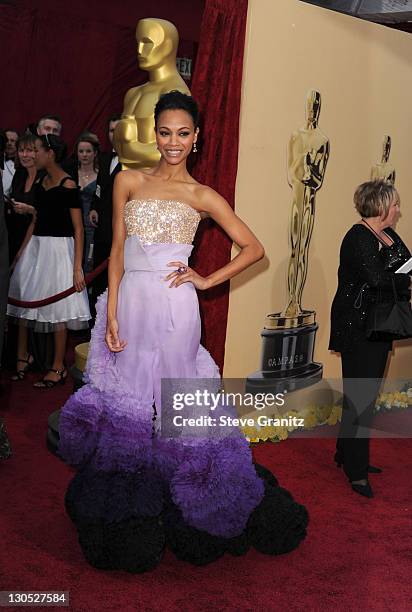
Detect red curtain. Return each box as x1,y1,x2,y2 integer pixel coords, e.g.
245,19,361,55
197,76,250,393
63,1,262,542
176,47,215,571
190,0,249,372
0,1,201,152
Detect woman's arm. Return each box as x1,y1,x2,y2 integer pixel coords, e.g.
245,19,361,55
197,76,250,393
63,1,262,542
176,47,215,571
105,171,129,352
69,207,86,292
65,179,86,292
167,187,264,289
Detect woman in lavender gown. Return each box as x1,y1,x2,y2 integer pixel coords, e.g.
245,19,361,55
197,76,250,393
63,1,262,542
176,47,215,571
57,91,308,572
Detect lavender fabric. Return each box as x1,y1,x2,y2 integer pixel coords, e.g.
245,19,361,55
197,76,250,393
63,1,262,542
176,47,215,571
58,237,264,538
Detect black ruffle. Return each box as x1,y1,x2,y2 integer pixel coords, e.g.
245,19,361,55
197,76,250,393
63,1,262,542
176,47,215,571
64,462,308,572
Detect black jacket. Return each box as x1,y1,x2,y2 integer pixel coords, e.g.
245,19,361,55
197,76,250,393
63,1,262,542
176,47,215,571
329,224,411,352
90,151,121,245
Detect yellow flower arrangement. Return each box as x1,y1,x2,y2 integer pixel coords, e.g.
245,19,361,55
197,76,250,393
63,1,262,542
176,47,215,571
242,385,412,444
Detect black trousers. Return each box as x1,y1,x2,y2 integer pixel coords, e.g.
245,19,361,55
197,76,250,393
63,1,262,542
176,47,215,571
336,338,391,481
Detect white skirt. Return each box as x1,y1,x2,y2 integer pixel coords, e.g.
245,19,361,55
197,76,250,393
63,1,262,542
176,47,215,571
7,235,91,332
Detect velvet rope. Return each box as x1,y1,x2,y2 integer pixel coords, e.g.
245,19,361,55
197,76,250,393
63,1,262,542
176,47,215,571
7,258,109,308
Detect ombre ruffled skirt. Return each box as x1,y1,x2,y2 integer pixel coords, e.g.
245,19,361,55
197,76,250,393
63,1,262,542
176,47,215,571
57,238,308,572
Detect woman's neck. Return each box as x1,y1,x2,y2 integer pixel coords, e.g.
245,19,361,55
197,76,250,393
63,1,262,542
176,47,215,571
362,216,386,234
45,163,63,182
79,162,95,173
149,158,191,182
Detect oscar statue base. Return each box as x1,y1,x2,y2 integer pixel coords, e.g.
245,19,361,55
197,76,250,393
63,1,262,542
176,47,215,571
246,315,322,394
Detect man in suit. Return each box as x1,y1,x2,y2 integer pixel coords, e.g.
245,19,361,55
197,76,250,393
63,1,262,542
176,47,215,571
89,114,122,314
2,128,19,196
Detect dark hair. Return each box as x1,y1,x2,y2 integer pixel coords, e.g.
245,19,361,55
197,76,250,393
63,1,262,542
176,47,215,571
37,134,67,163
107,113,122,125
25,123,39,136
154,90,199,129
4,128,19,137
75,131,100,149
17,133,38,150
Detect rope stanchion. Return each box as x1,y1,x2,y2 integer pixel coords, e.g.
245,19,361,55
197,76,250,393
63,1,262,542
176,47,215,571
7,258,109,308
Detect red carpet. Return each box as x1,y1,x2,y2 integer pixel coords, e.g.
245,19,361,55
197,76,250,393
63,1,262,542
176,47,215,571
1,365,411,611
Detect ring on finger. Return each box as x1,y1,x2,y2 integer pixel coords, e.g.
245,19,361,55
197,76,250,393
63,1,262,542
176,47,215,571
177,265,188,274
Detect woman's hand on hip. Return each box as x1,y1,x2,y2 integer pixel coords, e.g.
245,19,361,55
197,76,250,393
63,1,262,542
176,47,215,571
105,318,127,352
165,261,210,290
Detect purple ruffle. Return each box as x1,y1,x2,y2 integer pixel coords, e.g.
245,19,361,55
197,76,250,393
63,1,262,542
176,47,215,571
170,436,264,538
58,289,265,538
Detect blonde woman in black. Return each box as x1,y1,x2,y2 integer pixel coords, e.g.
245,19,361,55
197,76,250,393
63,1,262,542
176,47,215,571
329,180,411,497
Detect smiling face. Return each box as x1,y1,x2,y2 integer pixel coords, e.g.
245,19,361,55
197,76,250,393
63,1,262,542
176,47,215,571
77,141,96,166
155,109,198,165
18,143,36,169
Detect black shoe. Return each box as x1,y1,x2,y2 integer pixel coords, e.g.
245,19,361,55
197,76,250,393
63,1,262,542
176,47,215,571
334,453,382,474
351,481,374,498
33,367,67,389
10,353,34,381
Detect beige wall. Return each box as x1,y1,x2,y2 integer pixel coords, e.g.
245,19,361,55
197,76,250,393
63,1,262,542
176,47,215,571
224,0,412,379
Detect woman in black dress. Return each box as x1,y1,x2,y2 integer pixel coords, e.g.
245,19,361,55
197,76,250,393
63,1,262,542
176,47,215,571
7,134,39,265
329,180,411,498
7,135,91,387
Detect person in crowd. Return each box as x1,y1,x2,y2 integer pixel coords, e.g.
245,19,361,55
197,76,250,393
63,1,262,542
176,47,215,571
36,115,62,137
6,133,39,264
2,128,19,195
36,113,79,179
75,133,99,272
7,134,91,387
24,123,39,136
329,179,411,498
89,113,121,311
0,134,12,458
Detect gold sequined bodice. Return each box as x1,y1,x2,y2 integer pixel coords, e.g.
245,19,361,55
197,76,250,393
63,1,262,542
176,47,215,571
124,199,201,244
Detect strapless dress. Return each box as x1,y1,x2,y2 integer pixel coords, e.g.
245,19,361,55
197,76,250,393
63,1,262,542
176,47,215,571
57,198,308,572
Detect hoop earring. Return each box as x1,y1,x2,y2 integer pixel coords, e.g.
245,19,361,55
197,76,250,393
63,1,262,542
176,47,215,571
193,142,197,153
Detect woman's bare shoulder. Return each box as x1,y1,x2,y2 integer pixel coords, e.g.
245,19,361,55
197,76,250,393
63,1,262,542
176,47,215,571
194,184,227,207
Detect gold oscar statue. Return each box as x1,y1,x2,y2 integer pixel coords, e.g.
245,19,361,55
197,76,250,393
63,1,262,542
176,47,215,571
266,89,330,329
370,135,395,184
114,18,191,170
247,90,329,393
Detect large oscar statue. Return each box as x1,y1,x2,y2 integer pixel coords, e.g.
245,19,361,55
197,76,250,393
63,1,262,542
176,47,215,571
114,17,191,170
370,135,395,184
247,90,330,393
47,19,192,455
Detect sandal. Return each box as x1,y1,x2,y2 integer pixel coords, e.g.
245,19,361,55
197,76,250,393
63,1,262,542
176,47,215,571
10,353,34,381
33,367,68,389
